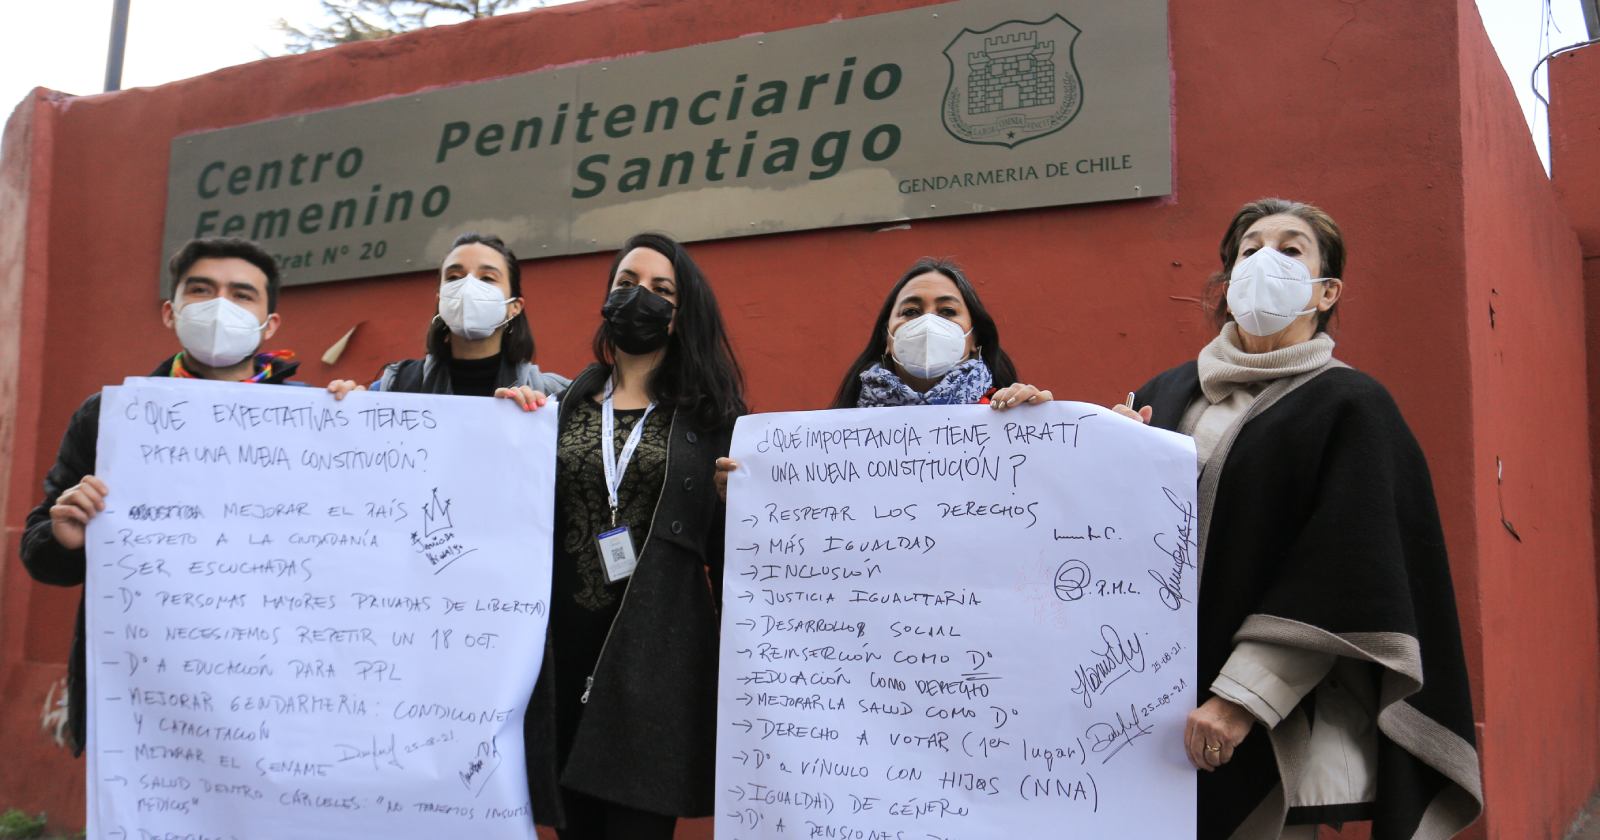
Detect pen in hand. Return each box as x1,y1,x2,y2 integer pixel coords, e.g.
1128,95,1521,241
1119,391,1152,424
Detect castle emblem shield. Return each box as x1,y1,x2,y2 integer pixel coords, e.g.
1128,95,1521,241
942,15,1083,149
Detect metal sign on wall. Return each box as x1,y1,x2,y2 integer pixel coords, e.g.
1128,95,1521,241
160,0,1170,289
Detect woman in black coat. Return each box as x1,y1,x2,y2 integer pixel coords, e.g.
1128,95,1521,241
1119,199,1482,839
513,232,745,840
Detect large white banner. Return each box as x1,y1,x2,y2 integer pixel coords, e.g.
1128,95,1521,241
86,378,555,840
717,402,1198,839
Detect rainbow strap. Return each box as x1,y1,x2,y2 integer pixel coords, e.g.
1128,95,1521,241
170,349,296,383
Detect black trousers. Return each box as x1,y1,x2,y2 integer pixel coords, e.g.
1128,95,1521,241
555,789,677,840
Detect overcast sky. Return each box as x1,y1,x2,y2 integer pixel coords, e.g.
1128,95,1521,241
0,0,1589,169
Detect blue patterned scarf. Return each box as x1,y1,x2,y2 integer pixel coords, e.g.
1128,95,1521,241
857,359,994,407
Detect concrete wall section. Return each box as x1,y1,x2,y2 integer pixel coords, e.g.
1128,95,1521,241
1458,3,1599,838
0,88,90,827
1551,44,1600,626
1552,44,1600,254
1551,43,1600,840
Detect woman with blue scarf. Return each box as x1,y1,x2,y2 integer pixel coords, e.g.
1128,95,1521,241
826,256,1049,409
715,257,1050,496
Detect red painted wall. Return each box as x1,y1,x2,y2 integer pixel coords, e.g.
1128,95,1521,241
1550,39,1600,840
2,0,1597,837
1457,2,1597,837
1551,41,1600,600
0,88,88,827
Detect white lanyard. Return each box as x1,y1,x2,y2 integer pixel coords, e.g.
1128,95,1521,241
600,377,656,525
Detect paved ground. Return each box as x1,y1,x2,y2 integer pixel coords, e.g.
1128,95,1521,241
1569,793,1600,840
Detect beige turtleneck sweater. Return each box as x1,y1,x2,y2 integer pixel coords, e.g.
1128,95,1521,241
1179,323,1336,467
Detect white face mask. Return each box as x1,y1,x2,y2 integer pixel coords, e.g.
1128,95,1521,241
174,297,266,368
1226,247,1330,338
438,274,515,340
890,312,972,381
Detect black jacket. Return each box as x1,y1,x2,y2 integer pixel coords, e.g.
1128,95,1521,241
1136,361,1481,839
17,355,301,756
524,363,732,824
373,355,570,396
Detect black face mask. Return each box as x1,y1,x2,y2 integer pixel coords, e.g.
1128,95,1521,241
601,285,674,355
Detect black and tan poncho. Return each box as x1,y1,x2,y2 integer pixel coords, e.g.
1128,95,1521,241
1134,359,1483,840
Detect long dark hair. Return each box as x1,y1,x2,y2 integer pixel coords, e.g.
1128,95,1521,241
424,232,536,364
1204,198,1346,333
830,257,1019,408
591,233,746,429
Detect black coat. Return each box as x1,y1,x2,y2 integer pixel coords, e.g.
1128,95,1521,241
374,355,570,396
1136,361,1482,839
524,363,731,825
17,355,301,756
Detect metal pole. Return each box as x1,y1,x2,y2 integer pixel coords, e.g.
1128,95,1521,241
104,0,131,92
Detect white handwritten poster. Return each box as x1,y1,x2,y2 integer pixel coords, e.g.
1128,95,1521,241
716,403,1199,839
85,378,556,840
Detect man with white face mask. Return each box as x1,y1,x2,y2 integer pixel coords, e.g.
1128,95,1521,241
18,237,303,759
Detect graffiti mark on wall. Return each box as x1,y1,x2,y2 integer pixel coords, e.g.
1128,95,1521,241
40,675,69,748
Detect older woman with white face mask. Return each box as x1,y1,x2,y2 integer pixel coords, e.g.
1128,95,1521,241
1119,199,1482,840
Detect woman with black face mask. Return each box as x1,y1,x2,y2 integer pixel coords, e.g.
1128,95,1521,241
512,232,746,840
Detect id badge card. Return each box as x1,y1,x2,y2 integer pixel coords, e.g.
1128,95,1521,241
597,525,638,583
